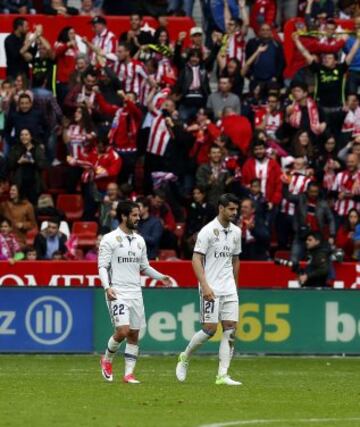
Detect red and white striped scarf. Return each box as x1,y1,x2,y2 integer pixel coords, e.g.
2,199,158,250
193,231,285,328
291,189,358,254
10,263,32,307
289,97,321,135
147,114,171,157
281,173,311,216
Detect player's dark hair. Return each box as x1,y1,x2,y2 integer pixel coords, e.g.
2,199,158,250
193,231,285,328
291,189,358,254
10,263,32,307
218,193,239,208
13,17,27,31
116,200,139,221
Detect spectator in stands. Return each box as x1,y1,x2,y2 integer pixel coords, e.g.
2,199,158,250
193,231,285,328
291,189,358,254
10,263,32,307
284,81,327,140
54,26,80,106
331,153,360,222
292,31,360,134
5,94,48,152
338,137,360,164
278,157,312,249
1,0,34,13
150,190,178,251
183,186,216,258
79,0,99,16
344,17,360,95
0,218,23,263
4,17,31,79
119,13,154,56
85,234,102,260
0,184,37,245
315,133,341,185
99,182,120,232
95,89,142,184
242,140,282,226
34,217,67,260
336,208,360,260
282,180,335,263
196,145,231,206
8,129,47,205
36,194,65,223
239,198,270,260
137,196,163,259
245,23,285,91
43,0,79,15
32,72,63,163
31,34,56,92
69,54,90,89
290,130,316,168
206,77,241,120
254,93,283,141
24,245,37,260
250,0,276,35
340,93,360,145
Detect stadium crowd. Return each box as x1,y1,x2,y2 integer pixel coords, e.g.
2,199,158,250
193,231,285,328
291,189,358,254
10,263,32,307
1,0,360,263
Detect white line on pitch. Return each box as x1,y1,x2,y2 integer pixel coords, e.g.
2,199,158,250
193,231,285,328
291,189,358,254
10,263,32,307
198,418,360,427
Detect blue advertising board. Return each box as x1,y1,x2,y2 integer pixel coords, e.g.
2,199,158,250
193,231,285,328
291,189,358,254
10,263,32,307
0,289,93,352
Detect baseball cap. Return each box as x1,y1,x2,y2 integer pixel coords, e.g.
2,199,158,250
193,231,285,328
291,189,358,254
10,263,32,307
90,16,107,25
190,27,203,36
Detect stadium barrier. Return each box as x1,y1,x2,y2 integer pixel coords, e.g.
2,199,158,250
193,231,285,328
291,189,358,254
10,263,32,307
0,14,195,79
1,288,360,354
0,261,358,288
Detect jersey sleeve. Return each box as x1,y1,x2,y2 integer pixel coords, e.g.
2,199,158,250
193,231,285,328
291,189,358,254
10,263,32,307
98,236,113,270
140,239,150,271
233,228,242,256
193,227,209,255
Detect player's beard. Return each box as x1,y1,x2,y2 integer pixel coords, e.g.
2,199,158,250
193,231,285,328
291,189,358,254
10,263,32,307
126,219,138,230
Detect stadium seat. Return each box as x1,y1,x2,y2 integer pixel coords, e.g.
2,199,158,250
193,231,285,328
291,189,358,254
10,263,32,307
46,166,67,196
274,250,291,260
72,221,98,247
26,228,38,246
56,195,84,222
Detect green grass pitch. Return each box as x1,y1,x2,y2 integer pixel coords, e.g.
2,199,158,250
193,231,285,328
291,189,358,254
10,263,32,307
1,355,360,427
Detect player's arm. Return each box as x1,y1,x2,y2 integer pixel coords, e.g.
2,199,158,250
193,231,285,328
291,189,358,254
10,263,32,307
192,252,215,301
232,256,240,287
140,244,171,286
98,238,117,300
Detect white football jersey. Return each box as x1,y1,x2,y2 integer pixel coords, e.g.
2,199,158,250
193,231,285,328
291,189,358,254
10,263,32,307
98,227,149,297
194,217,241,296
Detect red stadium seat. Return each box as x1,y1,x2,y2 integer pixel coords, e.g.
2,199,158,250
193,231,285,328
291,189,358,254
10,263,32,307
72,221,98,248
26,228,38,246
56,195,84,222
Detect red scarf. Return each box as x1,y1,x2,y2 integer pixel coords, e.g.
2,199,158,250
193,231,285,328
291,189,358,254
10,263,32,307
289,97,321,135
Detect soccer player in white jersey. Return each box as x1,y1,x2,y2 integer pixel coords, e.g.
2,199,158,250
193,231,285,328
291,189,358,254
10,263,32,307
176,193,242,386
99,200,170,384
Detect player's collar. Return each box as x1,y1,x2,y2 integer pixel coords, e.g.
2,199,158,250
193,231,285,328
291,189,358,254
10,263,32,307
215,217,232,233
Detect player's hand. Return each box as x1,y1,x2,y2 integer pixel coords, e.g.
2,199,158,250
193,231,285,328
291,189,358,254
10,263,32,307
106,288,117,301
202,284,215,302
161,276,172,287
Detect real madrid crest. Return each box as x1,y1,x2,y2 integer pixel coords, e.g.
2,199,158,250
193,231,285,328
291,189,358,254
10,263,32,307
213,228,219,237
137,242,142,250
116,236,123,247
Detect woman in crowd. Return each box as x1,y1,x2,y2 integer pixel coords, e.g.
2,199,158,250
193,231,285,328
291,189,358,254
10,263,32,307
0,184,37,245
336,208,360,261
0,218,23,263
8,128,47,205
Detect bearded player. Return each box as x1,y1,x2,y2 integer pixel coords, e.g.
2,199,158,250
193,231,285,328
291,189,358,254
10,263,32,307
99,200,170,384
176,193,242,385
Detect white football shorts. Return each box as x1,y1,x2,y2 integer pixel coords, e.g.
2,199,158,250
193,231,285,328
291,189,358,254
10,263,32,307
106,292,146,330
200,293,239,324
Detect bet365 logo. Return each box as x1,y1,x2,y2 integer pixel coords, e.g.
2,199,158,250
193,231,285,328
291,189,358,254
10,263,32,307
326,302,360,342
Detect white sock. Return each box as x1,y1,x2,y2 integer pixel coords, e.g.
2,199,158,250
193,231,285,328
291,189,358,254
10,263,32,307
184,329,212,358
218,328,235,377
104,336,121,362
124,343,139,376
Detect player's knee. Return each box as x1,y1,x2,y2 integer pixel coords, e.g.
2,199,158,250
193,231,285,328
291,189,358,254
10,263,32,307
223,327,236,343
202,324,217,336
127,329,139,344
114,326,129,341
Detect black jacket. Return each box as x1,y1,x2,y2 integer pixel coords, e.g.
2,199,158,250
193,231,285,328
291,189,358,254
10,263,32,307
303,244,331,287
240,213,270,261
283,186,336,238
34,232,67,260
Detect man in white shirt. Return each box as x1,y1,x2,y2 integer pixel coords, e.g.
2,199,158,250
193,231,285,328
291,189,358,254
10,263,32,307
176,193,242,386
98,200,170,384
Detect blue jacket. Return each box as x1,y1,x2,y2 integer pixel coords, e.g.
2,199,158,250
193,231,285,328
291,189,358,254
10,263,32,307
138,216,163,260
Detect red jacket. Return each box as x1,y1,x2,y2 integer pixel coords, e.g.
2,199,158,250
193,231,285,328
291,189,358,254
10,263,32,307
189,122,221,165
54,42,79,83
96,93,142,151
250,0,276,34
242,157,282,204
335,226,355,261
219,114,253,155
77,145,122,191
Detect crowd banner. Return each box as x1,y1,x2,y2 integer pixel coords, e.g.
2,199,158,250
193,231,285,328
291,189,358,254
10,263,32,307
0,261,358,289
0,288,93,352
0,14,195,79
1,288,360,353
